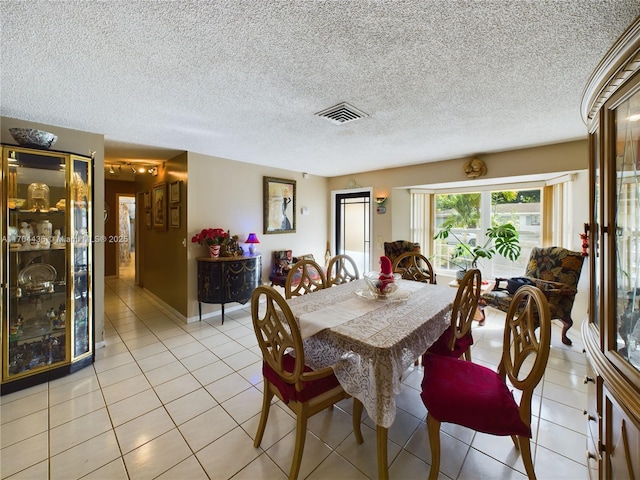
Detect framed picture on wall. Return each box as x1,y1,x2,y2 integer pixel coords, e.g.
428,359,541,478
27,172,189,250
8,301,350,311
263,176,296,234
169,181,181,203
170,206,180,228
144,191,151,210
152,183,166,230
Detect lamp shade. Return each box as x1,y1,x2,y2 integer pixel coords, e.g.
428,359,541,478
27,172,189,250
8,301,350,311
245,233,260,244
245,233,260,254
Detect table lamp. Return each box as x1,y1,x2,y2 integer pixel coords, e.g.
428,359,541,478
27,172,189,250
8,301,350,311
245,233,260,254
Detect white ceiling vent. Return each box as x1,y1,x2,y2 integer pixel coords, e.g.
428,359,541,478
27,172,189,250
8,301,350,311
315,102,368,125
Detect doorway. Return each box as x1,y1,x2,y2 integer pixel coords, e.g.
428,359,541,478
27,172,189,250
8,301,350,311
116,195,135,278
332,189,372,275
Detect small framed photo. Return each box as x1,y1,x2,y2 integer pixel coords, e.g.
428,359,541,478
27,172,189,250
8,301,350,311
170,206,180,228
145,211,152,229
144,191,151,210
169,181,181,204
152,183,166,230
263,176,296,234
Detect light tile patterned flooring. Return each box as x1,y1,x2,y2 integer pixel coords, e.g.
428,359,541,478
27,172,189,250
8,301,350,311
1,274,589,479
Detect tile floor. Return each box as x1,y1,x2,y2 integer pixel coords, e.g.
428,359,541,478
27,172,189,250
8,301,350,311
1,274,589,479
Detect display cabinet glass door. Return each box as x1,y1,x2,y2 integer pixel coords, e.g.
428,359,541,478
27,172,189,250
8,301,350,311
3,148,68,380
613,86,640,371
70,155,92,359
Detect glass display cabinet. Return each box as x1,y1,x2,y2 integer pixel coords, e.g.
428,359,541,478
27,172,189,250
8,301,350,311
581,18,640,479
1,145,93,394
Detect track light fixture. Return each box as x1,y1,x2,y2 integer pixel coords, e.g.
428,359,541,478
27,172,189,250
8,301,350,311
109,165,115,174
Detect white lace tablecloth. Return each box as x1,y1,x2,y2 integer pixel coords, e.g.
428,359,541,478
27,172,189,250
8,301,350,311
287,278,455,428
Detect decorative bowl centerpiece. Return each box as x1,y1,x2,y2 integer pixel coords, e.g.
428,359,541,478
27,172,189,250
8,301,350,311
363,271,401,297
8,128,58,149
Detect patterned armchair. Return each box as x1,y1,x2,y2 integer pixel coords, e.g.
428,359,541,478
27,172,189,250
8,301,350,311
383,240,421,267
480,247,584,346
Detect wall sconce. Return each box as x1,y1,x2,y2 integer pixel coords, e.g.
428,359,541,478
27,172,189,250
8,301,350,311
375,197,387,214
375,197,387,205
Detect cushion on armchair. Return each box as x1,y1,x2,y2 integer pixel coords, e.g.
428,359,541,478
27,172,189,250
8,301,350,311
269,251,320,287
480,246,584,346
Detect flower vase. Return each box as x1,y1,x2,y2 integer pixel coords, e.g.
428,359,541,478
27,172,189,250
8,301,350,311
209,245,221,258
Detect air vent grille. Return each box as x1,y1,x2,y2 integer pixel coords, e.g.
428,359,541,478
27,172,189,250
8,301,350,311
315,102,368,125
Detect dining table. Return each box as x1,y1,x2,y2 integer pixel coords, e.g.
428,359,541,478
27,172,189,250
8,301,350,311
285,277,456,479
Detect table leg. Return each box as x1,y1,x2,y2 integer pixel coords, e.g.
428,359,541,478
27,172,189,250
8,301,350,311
221,304,225,324
377,425,389,480
199,302,201,321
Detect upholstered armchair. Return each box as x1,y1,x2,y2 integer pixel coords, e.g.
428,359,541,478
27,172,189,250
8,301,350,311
480,246,584,346
383,240,420,267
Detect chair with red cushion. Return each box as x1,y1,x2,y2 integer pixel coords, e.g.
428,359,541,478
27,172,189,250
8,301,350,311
285,259,327,299
421,285,551,480
425,268,481,361
251,285,364,479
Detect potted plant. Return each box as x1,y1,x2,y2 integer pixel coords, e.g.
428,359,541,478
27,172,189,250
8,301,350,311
191,228,230,257
434,223,521,279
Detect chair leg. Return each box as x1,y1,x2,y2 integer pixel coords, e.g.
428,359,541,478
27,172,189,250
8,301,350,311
254,385,274,448
517,435,537,480
353,398,364,444
426,413,441,480
290,409,308,480
561,318,573,346
463,348,472,362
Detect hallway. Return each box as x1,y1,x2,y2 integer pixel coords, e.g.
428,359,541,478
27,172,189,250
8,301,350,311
1,275,589,479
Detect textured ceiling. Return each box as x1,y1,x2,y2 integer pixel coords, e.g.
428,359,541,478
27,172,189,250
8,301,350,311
1,1,639,177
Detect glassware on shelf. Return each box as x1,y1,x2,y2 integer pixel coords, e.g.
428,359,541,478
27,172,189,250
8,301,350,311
27,182,50,211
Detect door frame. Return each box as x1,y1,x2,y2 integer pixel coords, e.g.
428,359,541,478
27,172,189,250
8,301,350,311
331,187,373,273
115,194,136,278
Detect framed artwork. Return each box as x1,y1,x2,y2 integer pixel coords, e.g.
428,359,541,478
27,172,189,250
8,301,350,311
152,183,166,230
145,211,152,229
263,176,296,234
170,206,180,228
169,180,181,203
144,191,151,210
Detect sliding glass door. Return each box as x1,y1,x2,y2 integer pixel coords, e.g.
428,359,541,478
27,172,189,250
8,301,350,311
334,191,371,276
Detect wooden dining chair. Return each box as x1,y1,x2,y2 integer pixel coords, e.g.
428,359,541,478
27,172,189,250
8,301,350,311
251,285,364,480
424,268,481,361
421,285,551,480
284,259,327,299
392,251,437,284
326,254,360,286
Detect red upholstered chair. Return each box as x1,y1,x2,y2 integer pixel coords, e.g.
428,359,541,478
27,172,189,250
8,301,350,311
284,259,327,299
251,286,363,480
326,254,360,286
421,286,551,480
425,268,480,361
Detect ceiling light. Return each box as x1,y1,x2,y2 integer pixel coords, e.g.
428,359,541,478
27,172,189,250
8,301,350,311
138,166,146,174
109,165,115,174
118,165,123,174
130,164,136,174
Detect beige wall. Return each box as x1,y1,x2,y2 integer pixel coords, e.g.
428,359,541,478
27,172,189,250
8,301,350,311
328,139,589,260
1,116,106,346
186,152,329,321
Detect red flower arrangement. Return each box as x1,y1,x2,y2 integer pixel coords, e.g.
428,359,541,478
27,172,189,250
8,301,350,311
191,228,230,246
